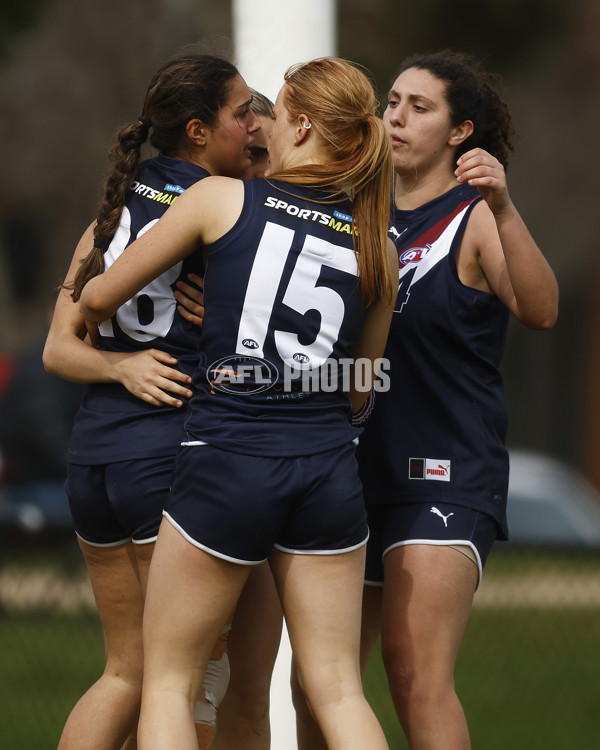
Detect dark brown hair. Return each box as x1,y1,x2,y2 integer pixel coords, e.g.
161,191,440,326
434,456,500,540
396,49,515,168
69,52,239,300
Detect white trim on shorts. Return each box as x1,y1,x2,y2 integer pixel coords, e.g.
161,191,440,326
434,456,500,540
274,531,369,557
365,539,484,590
163,511,267,566
133,535,158,545
75,531,132,548
364,578,385,588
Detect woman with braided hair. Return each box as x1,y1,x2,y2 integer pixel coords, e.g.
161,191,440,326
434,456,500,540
43,51,260,750
79,55,397,750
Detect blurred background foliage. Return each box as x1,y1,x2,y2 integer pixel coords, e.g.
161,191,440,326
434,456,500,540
0,1,599,748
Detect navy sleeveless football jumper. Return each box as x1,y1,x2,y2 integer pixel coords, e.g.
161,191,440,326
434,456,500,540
181,178,366,457
69,154,209,464
357,184,509,538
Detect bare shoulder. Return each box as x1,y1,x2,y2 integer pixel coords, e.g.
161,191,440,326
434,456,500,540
179,176,245,245
386,237,398,265
461,198,505,261
465,198,498,240
184,175,244,202
457,199,500,292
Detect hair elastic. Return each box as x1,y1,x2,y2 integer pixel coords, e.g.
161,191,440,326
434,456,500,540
138,116,152,130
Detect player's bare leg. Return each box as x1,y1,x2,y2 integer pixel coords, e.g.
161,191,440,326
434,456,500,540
213,562,283,750
138,519,249,750
270,547,389,750
360,584,384,673
381,544,477,750
293,580,385,750
291,652,327,750
58,540,146,750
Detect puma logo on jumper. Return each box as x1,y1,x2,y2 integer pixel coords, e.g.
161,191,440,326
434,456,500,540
408,458,451,482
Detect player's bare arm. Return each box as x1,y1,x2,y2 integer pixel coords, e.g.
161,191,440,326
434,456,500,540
80,177,244,322
455,148,558,330
44,222,192,407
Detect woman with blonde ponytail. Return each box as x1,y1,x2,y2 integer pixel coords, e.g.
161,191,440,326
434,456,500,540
79,56,396,750
43,51,261,750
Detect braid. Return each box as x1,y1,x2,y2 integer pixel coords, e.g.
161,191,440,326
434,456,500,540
95,120,149,242
66,52,240,303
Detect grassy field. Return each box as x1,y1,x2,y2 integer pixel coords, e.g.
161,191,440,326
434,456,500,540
365,607,600,749
1,543,599,748
364,546,600,749
0,612,104,750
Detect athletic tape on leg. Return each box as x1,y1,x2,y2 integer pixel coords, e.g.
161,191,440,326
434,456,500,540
193,626,232,726
193,651,231,723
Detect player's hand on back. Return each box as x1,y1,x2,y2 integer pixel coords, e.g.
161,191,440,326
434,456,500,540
115,349,193,407
174,273,204,327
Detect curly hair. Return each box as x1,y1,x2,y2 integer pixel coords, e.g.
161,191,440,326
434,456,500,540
396,49,515,169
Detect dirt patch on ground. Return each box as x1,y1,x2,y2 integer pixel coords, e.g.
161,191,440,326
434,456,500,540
0,567,95,612
2,567,600,612
475,572,600,608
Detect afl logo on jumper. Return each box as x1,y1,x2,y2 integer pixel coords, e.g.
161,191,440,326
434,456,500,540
207,355,279,394
409,457,451,482
399,244,431,267
241,338,259,349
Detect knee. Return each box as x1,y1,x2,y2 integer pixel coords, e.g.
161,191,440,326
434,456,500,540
234,692,270,730
96,666,144,716
103,656,144,694
221,665,271,730
381,646,409,691
290,664,312,721
381,647,451,718
290,660,347,724
103,631,144,690
381,646,427,710
232,688,270,728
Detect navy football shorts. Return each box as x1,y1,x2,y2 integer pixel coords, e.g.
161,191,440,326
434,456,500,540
164,441,369,564
365,501,500,587
66,455,176,546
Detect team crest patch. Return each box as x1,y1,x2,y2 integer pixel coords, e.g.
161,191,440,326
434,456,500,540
409,458,451,482
399,245,431,266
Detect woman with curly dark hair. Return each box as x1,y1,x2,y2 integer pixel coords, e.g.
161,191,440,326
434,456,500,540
356,49,559,750
294,49,559,750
